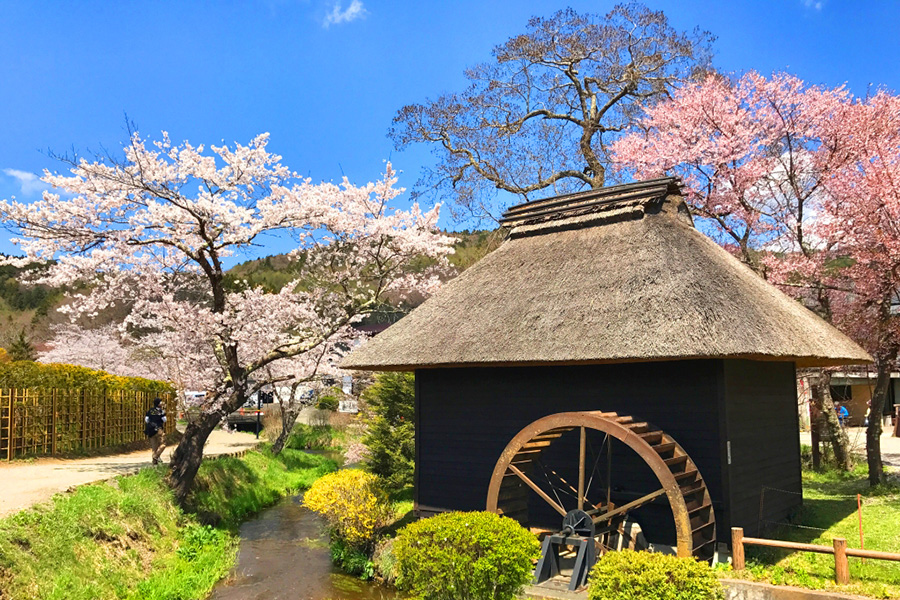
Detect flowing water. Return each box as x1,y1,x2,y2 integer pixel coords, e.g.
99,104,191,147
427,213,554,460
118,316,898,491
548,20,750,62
209,493,398,600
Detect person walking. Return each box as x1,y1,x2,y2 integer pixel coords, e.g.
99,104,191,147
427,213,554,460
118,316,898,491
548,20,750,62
145,398,167,465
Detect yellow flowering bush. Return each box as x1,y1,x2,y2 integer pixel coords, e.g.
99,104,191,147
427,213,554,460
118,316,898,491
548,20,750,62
303,469,393,549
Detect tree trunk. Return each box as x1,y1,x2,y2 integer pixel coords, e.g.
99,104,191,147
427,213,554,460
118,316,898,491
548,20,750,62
867,360,890,486
813,371,851,471
271,400,304,455
168,410,225,504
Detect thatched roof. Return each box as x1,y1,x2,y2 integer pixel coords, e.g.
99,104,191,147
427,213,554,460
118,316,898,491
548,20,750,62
343,178,872,371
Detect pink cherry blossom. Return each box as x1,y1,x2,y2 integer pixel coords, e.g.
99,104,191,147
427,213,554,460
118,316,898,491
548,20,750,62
0,130,455,498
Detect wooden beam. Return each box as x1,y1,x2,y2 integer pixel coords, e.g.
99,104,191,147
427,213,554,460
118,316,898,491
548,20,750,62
589,488,667,524
508,463,567,518
578,427,586,511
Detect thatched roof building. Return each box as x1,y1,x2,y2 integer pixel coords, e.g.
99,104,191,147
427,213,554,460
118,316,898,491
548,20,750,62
344,177,871,371
342,178,873,557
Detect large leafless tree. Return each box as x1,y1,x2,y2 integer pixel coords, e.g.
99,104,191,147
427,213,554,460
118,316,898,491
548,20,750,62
390,4,714,221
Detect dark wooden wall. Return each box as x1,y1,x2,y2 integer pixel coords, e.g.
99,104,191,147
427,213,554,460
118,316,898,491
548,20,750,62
414,359,802,545
720,360,802,536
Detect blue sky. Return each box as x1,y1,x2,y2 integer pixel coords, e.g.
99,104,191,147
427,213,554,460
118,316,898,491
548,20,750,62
1,0,898,263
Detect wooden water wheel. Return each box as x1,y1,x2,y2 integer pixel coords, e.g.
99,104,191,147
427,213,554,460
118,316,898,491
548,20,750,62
486,411,716,561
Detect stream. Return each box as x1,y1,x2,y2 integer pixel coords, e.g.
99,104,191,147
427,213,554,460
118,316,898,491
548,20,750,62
209,493,399,600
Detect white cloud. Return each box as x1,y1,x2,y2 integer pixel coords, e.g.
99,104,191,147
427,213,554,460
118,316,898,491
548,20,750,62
323,0,367,27
802,0,823,10
2,168,48,197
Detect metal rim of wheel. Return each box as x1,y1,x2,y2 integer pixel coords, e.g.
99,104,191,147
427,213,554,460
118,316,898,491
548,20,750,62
485,410,716,561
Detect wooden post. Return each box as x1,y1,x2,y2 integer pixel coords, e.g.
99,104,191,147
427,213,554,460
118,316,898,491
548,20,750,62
81,389,87,449
103,391,108,447
732,527,745,570
6,390,13,461
578,426,586,510
11,390,18,459
833,537,849,585
51,390,58,456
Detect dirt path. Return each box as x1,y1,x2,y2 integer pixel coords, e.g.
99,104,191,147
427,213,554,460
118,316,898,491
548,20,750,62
798,427,900,468
0,429,260,517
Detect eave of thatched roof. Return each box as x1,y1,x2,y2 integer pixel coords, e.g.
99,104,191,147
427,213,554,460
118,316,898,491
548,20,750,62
343,179,872,371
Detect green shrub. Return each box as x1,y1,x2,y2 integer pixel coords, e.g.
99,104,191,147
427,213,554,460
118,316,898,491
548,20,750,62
373,537,399,584
362,372,415,491
316,393,340,411
0,360,173,392
393,511,540,600
330,537,376,579
588,550,724,600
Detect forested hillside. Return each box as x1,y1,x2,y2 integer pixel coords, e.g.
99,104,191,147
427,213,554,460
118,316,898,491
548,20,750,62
0,263,65,349
225,229,502,292
0,230,504,348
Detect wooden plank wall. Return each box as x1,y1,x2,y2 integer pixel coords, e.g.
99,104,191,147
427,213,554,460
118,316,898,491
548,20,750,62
721,360,802,536
416,360,726,545
416,359,802,545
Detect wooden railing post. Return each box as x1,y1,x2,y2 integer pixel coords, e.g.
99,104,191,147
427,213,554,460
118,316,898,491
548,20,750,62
732,527,745,570
834,537,849,585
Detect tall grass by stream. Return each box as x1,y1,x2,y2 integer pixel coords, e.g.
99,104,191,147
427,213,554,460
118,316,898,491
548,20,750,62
0,448,337,600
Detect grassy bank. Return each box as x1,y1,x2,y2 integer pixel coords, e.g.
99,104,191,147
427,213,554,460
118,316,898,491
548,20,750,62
0,448,337,600
726,462,900,599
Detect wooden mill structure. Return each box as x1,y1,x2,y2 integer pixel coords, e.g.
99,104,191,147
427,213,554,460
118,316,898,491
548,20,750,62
343,178,871,561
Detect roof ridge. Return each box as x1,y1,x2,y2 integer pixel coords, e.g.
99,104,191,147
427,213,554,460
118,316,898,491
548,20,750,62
499,177,682,234
501,177,680,220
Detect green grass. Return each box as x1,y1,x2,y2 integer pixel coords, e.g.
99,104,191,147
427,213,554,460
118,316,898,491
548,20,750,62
0,447,337,600
726,462,900,599
286,423,336,451
189,447,338,528
382,486,416,537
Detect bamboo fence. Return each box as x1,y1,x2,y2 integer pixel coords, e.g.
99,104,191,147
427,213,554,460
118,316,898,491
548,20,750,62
0,388,175,460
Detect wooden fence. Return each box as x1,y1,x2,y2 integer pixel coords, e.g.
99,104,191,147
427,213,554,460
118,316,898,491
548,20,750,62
732,527,900,585
0,388,175,460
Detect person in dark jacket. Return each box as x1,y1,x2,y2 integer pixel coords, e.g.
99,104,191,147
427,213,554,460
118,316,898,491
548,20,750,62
145,398,167,465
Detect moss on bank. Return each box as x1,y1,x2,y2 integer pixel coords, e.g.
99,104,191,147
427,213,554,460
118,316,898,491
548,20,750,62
0,448,337,600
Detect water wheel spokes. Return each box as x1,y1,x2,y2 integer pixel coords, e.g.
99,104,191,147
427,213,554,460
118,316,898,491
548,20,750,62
486,411,716,561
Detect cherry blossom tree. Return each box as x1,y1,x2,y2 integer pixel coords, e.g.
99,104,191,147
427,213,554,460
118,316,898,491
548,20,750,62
0,130,454,500
812,90,900,485
38,323,145,377
612,72,856,468
257,324,354,455
613,72,900,485
612,71,849,268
